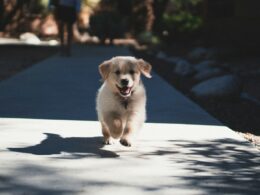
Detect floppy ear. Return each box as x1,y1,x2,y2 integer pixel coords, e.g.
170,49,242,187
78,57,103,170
99,60,112,80
138,59,152,78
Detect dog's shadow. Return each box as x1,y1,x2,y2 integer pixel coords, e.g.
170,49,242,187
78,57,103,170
8,133,119,158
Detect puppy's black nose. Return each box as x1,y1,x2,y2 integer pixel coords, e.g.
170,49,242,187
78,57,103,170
121,79,129,86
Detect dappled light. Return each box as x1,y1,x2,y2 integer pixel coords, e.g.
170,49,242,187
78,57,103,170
1,117,259,194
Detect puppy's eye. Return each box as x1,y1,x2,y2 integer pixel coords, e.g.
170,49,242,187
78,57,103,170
129,70,135,75
115,70,120,75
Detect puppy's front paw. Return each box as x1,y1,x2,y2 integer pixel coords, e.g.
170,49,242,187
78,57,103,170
103,137,113,145
120,138,131,147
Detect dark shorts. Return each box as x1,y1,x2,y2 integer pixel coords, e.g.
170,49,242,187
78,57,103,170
55,5,77,24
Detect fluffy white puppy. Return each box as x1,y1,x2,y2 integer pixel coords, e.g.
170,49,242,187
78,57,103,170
96,56,152,146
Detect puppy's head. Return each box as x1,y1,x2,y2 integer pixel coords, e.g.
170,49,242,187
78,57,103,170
99,56,152,98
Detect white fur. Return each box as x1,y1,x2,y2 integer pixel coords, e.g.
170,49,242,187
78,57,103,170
96,56,151,146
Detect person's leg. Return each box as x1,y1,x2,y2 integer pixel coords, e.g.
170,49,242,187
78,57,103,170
66,21,73,56
58,21,65,55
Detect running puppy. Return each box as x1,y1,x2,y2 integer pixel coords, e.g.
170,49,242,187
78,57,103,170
96,56,152,146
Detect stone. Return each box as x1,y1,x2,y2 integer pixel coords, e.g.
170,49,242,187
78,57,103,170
48,39,59,46
194,60,217,72
165,56,182,64
241,92,260,106
156,51,167,60
193,67,223,81
188,47,208,61
174,60,195,76
191,75,242,98
205,48,219,60
19,32,41,45
188,47,220,61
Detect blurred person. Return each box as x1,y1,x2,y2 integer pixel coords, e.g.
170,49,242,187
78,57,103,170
50,0,81,56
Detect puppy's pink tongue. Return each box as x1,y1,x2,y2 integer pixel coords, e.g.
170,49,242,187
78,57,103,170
121,87,130,94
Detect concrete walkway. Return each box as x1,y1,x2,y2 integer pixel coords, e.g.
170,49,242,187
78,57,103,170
0,46,259,194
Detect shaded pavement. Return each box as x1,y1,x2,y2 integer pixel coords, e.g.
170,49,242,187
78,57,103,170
0,46,259,194
0,45,220,125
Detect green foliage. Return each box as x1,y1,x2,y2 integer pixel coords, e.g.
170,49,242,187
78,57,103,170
170,0,202,8
28,0,49,14
137,31,160,45
160,0,203,42
163,11,202,33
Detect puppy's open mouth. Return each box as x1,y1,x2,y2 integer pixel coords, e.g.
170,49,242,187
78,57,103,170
116,85,132,97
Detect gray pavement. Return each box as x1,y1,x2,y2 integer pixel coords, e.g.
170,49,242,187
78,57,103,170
0,45,219,125
0,45,259,194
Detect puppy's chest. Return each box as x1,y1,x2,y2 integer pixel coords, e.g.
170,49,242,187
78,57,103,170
117,99,135,113
119,98,132,110
109,96,136,113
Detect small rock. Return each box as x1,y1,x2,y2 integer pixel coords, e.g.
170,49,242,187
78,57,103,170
165,56,182,64
191,75,242,98
20,32,41,45
48,39,59,46
156,51,167,60
194,60,217,72
193,67,223,81
205,48,219,60
188,47,208,61
174,60,194,76
240,92,260,106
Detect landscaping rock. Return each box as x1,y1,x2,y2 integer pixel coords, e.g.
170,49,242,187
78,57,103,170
19,32,41,45
174,60,194,76
191,75,242,98
188,47,208,61
193,67,223,81
165,56,182,64
48,39,59,46
240,92,260,106
188,48,220,61
156,51,167,60
205,48,220,60
194,60,217,72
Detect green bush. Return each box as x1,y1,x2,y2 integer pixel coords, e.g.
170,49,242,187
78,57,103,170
137,31,160,46
163,11,202,33
159,0,203,43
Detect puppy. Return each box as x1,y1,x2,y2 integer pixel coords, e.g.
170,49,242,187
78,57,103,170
96,56,152,146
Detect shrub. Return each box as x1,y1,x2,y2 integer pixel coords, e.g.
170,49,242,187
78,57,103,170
159,0,203,43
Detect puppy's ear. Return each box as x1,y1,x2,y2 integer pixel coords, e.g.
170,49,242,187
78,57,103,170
137,59,152,78
99,60,112,80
